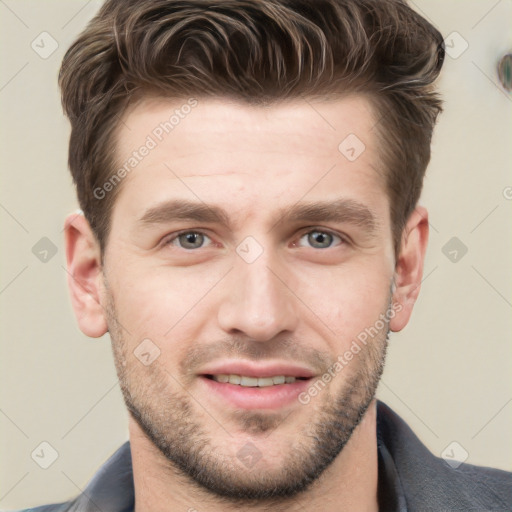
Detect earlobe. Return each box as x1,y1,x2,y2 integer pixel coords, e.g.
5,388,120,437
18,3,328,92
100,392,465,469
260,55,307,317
64,212,108,338
389,206,429,333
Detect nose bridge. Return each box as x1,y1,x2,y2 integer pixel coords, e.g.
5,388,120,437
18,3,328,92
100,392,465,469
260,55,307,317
217,245,299,341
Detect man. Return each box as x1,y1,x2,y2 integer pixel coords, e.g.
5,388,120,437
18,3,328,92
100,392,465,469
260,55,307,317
21,0,511,510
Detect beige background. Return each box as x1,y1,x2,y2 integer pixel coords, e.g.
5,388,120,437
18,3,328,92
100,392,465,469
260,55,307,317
1,0,511,509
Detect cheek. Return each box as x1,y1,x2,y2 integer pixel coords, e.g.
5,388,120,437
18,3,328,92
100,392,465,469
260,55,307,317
295,259,392,341
108,263,224,343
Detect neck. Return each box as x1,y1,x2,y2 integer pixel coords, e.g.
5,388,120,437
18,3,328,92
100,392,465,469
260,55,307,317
130,400,379,512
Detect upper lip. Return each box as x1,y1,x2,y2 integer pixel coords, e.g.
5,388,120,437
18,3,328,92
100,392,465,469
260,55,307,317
199,360,316,379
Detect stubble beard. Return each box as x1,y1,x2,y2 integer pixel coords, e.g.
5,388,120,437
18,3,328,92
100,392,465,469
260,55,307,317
105,292,389,503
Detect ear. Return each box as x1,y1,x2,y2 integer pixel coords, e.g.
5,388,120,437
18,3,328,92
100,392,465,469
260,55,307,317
389,206,429,332
64,212,108,338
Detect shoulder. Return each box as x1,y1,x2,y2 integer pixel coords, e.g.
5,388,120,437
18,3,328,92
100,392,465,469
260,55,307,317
377,401,512,511
7,441,134,512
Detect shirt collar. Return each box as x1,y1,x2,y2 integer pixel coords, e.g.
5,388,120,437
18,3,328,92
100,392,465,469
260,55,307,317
377,415,409,512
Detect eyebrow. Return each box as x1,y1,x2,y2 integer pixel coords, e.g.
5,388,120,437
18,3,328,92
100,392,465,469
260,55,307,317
277,199,378,233
138,199,230,227
137,198,378,234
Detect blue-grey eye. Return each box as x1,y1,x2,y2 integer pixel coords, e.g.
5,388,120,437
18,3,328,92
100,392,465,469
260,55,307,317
298,230,341,249
174,232,209,249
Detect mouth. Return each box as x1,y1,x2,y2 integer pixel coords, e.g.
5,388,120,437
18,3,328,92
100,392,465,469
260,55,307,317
197,362,316,410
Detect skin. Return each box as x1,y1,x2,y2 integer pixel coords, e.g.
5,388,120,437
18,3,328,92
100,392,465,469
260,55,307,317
65,95,428,511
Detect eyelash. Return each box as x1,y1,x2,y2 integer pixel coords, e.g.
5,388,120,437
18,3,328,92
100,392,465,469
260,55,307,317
162,228,347,250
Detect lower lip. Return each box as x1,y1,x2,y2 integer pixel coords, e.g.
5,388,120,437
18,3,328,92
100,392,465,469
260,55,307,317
199,376,311,410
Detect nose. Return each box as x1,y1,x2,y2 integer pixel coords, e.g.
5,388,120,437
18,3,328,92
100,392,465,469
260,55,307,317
217,250,299,342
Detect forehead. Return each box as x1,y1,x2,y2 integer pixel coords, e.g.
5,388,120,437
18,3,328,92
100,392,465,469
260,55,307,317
117,95,378,160
111,95,387,229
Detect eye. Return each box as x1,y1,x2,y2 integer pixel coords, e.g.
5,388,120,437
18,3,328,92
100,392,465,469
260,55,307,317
297,230,343,249
165,231,212,250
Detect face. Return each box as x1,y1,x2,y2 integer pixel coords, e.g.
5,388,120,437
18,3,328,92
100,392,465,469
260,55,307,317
99,96,398,499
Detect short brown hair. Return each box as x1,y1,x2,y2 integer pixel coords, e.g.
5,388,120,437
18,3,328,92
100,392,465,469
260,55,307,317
59,0,444,256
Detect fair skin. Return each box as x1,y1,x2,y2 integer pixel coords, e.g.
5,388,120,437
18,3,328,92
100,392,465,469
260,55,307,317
65,95,428,511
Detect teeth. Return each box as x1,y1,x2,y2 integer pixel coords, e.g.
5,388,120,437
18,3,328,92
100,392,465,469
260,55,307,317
240,376,258,387
211,374,298,386
257,377,275,387
229,374,241,385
